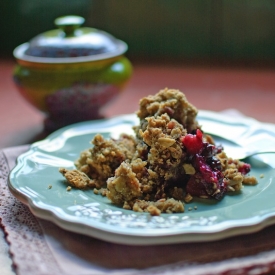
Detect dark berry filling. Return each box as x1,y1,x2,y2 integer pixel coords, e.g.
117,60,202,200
228,159,251,175
238,163,251,174
181,129,204,155
181,129,226,200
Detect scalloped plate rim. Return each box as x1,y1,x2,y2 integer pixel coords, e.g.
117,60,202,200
8,110,275,245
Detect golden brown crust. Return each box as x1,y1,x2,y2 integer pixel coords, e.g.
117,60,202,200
59,168,96,189
132,198,184,214
217,152,258,191
74,133,137,188
137,88,198,132
242,176,258,185
106,161,142,205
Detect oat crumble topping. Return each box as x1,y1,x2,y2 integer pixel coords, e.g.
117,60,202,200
59,88,258,215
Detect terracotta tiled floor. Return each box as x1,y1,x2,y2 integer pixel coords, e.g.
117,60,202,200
1,59,275,148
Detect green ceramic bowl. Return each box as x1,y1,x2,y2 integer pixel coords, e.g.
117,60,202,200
13,15,132,130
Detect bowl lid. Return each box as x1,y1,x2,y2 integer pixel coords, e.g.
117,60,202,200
14,15,127,63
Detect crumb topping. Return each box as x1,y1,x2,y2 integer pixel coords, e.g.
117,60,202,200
59,88,258,215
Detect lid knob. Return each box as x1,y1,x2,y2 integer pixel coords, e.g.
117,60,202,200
54,15,85,37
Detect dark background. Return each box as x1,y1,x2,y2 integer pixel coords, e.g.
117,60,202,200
1,0,275,66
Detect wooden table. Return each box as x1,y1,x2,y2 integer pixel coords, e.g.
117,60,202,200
1,58,275,149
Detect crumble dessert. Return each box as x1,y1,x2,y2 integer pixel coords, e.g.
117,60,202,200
59,88,257,215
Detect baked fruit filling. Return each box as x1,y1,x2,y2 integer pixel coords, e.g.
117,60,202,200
59,88,257,215
182,129,226,200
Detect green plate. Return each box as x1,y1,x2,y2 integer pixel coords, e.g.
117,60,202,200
8,111,275,245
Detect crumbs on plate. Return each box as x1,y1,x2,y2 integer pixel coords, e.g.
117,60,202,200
59,88,257,215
